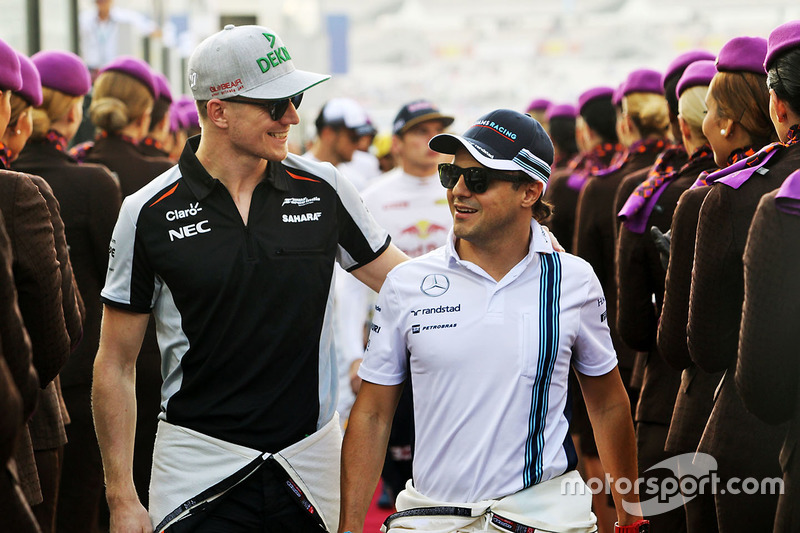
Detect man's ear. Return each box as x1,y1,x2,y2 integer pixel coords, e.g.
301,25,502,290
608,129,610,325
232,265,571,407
205,99,229,129
521,180,544,208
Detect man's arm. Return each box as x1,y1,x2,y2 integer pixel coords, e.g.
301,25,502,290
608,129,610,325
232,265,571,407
350,243,408,293
576,367,642,526
92,305,152,533
339,380,404,533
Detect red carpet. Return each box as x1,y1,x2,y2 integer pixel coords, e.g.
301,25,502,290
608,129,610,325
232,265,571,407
362,480,395,533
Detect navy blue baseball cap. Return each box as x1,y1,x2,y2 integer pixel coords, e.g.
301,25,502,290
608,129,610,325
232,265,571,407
429,109,554,188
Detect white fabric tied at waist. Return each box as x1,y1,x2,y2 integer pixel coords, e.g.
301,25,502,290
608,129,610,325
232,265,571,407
385,471,597,533
148,413,342,532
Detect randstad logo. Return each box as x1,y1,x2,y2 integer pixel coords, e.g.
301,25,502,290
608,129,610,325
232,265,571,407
256,33,292,73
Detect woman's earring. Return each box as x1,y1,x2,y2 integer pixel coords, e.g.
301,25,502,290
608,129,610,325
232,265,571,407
720,129,727,136
15,130,20,135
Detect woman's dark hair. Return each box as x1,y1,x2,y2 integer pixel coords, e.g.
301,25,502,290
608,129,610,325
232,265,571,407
548,116,578,157
767,47,800,117
148,96,172,133
579,96,618,144
663,71,683,118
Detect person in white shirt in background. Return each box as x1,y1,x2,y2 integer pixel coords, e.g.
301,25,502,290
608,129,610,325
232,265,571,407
79,0,160,76
337,100,455,506
339,120,382,191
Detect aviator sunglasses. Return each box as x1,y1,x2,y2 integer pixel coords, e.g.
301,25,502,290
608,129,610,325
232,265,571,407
226,93,304,121
438,163,525,194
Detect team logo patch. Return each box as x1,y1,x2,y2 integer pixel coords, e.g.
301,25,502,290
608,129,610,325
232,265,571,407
420,274,449,297
282,196,321,207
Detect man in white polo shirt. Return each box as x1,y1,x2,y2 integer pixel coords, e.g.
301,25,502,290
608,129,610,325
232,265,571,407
339,109,647,533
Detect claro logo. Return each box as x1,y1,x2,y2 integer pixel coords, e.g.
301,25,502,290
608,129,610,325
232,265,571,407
169,220,211,241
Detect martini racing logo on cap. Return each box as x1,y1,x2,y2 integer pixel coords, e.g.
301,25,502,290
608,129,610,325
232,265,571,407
473,120,518,141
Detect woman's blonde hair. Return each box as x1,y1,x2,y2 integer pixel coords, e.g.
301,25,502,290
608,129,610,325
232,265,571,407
678,85,709,131
622,92,670,137
30,87,82,141
89,70,153,133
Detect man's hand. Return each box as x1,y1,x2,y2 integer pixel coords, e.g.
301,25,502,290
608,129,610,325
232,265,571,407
541,225,565,252
109,498,151,533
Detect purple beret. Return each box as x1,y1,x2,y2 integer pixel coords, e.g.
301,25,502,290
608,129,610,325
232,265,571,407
0,38,22,92
16,53,42,107
546,103,577,121
578,86,615,113
154,72,173,103
664,49,716,83
676,60,717,98
623,69,664,96
715,36,767,75
180,102,199,129
526,98,551,112
169,105,185,132
612,83,625,107
31,50,92,96
99,56,158,97
765,20,800,71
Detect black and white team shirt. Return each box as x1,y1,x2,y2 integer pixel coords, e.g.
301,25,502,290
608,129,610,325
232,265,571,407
101,137,390,452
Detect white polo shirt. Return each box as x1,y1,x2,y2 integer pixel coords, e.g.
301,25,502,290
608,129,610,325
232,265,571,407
358,220,618,503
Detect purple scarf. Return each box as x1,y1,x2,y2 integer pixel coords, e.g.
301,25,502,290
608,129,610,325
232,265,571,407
618,145,713,233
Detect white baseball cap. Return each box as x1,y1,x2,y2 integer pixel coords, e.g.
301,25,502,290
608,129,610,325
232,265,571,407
187,24,330,101
317,98,373,136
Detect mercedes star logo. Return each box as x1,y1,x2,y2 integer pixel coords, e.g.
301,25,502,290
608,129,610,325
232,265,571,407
420,274,450,297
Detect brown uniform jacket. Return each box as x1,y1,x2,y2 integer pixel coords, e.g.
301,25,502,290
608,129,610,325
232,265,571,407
84,135,173,198
573,146,662,381
15,141,122,387
736,190,800,530
657,184,725,454
690,143,800,480
615,154,715,425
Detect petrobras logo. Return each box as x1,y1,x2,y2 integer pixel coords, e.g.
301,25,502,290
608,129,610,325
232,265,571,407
282,196,321,207
410,304,461,317
166,202,202,221
412,323,457,334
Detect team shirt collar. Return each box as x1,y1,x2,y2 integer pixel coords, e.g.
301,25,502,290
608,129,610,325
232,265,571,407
178,135,290,200
445,218,556,271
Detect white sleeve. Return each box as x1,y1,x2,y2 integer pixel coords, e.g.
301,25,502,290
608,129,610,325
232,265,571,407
571,268,619,376
357,274,408,386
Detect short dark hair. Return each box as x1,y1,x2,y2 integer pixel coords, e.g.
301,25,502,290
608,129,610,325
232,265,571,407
767,47,800,117
149,95,172,132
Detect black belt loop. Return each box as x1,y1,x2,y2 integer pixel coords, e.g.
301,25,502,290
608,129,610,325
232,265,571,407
383,506,473,530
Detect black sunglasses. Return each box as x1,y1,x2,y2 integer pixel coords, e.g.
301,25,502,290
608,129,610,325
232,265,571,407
438,163,525,194
226,93,304,121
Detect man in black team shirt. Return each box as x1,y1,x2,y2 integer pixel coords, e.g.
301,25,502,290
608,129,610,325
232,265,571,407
92,24,407,533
